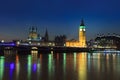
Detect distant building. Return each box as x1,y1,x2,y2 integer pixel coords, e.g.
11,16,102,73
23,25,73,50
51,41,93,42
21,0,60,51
28,26,41,41
55,35,66,46
88,36,120,49
26,27,55,46
66,19,87,47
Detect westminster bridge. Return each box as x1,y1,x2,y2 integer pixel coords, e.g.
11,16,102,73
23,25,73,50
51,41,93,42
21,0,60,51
0,43,120,55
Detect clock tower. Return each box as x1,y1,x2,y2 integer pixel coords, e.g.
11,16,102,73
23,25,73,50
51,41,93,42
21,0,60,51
79,19,86,47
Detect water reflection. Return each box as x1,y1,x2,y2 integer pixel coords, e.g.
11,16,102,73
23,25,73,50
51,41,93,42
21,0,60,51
63,53,66,80
0,56,4,80
31,50,38,73
48,53,52,78
97,53,101,73
37,56,40,80
16,55,20,80
78,52,87,80
1,50,120,80
27,55,31,80
9,62,15,80
73,52,76,71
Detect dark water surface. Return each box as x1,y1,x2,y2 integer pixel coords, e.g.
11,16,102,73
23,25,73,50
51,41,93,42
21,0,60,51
0,50,120,80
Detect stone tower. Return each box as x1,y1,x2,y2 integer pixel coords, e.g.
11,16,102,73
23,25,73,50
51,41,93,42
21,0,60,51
79,19,86,47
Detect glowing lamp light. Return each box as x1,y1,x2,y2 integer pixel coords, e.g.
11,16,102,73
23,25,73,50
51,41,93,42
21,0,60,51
17,41,20,45
29,41,31,44
49,43,52,46
1,40,4,43
38,43,40,45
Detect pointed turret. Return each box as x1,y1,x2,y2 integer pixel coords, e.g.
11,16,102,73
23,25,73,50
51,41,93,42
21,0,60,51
36,27,37,32
80,19,85,26
44,28,49,42
32,26,34,32
80,19,85,29
28,26,38,41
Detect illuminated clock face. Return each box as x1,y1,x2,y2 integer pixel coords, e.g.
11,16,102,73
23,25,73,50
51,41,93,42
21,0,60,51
83,29,85,31
80,29,85,31
80,29,82,31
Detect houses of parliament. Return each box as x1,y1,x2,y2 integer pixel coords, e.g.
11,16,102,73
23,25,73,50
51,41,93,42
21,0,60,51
27,19,87,47
66,19,87,47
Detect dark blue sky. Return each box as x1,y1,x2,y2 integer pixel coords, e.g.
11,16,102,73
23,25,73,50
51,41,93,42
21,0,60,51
0,0,120,41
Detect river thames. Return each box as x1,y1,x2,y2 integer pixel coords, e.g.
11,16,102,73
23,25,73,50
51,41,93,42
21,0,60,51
0,50,120,80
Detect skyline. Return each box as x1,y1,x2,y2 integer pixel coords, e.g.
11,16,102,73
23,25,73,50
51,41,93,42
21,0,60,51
0,0,120,41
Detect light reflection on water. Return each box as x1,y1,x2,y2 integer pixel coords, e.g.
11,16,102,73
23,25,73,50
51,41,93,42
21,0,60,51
0,50,120,80
0,56,4,80
78,53,87,80
27,55,31,80
16,55,19,80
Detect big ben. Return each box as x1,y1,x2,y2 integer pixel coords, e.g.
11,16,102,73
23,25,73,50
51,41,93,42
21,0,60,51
79,19,86,47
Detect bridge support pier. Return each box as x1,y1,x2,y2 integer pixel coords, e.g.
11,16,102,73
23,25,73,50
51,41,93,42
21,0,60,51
0,47,4,56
